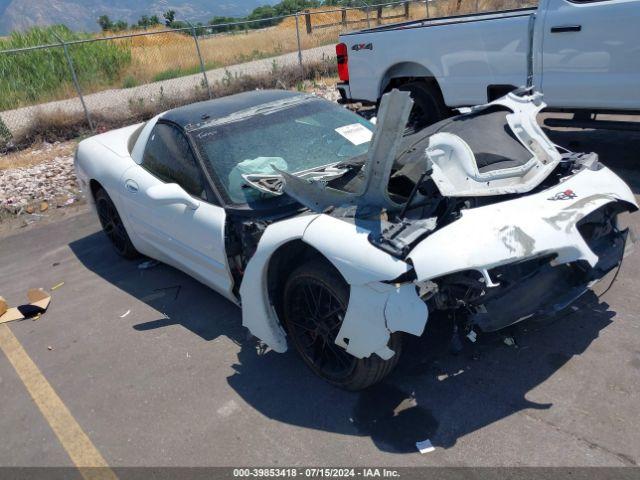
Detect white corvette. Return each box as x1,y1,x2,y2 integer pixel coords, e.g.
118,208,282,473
75,88,637,390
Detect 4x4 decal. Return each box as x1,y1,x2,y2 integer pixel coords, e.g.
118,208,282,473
351,43,373,51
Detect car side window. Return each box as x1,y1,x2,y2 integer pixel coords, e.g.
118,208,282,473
142,123,207,199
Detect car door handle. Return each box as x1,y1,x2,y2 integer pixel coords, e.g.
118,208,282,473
551,25,581,33
125,179,139,193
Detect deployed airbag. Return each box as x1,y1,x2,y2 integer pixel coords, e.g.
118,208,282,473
228,156,288,196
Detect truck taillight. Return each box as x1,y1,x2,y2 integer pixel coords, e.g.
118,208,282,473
336,43,349,82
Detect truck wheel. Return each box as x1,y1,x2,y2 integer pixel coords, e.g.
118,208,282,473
397,81,447,133
283,259,402,390
95,188,139,259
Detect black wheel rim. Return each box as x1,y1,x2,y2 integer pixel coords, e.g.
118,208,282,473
288,278,356,382
97,198,128,255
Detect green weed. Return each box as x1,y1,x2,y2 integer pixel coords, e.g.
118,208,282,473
0,25,131,110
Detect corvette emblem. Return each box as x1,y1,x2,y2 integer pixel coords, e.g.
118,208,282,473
548,189,577,201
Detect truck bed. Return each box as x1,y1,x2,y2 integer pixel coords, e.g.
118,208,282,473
339,0,640,114
339,7,536,106
342,7,536,36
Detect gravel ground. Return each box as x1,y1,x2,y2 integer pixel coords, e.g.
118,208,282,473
0,149,79,216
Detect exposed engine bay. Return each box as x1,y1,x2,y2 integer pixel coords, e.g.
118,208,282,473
225,89,636,357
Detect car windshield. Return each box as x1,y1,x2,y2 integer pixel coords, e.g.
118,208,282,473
190,96,374,206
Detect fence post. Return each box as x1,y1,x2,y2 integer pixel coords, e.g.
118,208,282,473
52,33,94,132
404,1,410,19
295,13,304,77
304,10,312,34
426,0,430,18
376,5,383,25
187,21,212,99
341,7,347,27
358,0,371,28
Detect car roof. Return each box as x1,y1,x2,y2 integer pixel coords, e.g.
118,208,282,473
161,90,307,129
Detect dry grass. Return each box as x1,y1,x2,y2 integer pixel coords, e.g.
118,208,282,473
112,0,534,87
2,58,338,153
118,28,301,85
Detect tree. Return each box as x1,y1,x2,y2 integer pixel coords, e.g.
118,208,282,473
97,15,113,32
137,15,150,28
170,20,188,29
163,10,176,27
114,20,128,31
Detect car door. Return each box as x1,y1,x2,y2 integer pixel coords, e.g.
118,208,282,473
540,0,640,110
120,121,235,301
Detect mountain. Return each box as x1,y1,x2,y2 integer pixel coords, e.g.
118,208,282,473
0,0,277,34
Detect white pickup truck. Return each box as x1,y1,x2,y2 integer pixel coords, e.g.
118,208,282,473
336,0,640,130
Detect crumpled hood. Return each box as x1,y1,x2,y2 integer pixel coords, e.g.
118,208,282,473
407,166,637,282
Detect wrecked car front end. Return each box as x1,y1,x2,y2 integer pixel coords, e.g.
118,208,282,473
407,164,635,333
245,89,637,361
203,88,635,383
317,162,636,361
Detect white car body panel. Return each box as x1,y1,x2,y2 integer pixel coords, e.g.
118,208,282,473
75,120,235,303
339,0,640,111
118,164,235,301
427,92,561,196
408,166,637,282
301,214,427,359
238,214,320,353
301,214,410,285
239,213,429,358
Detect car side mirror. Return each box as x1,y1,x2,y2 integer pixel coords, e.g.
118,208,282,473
147,183,200,210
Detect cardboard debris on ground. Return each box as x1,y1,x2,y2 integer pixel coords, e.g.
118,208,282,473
0,289,51,324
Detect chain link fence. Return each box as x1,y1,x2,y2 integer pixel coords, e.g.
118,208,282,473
0,0,536,150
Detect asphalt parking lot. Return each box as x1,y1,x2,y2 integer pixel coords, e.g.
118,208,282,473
1,124,640,469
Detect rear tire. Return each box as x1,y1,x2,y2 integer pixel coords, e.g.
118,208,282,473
283,260,402,390
95,188,139,259
396,81,448,134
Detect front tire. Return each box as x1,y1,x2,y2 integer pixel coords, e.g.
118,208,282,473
283,260,402,390
95,188,139,259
